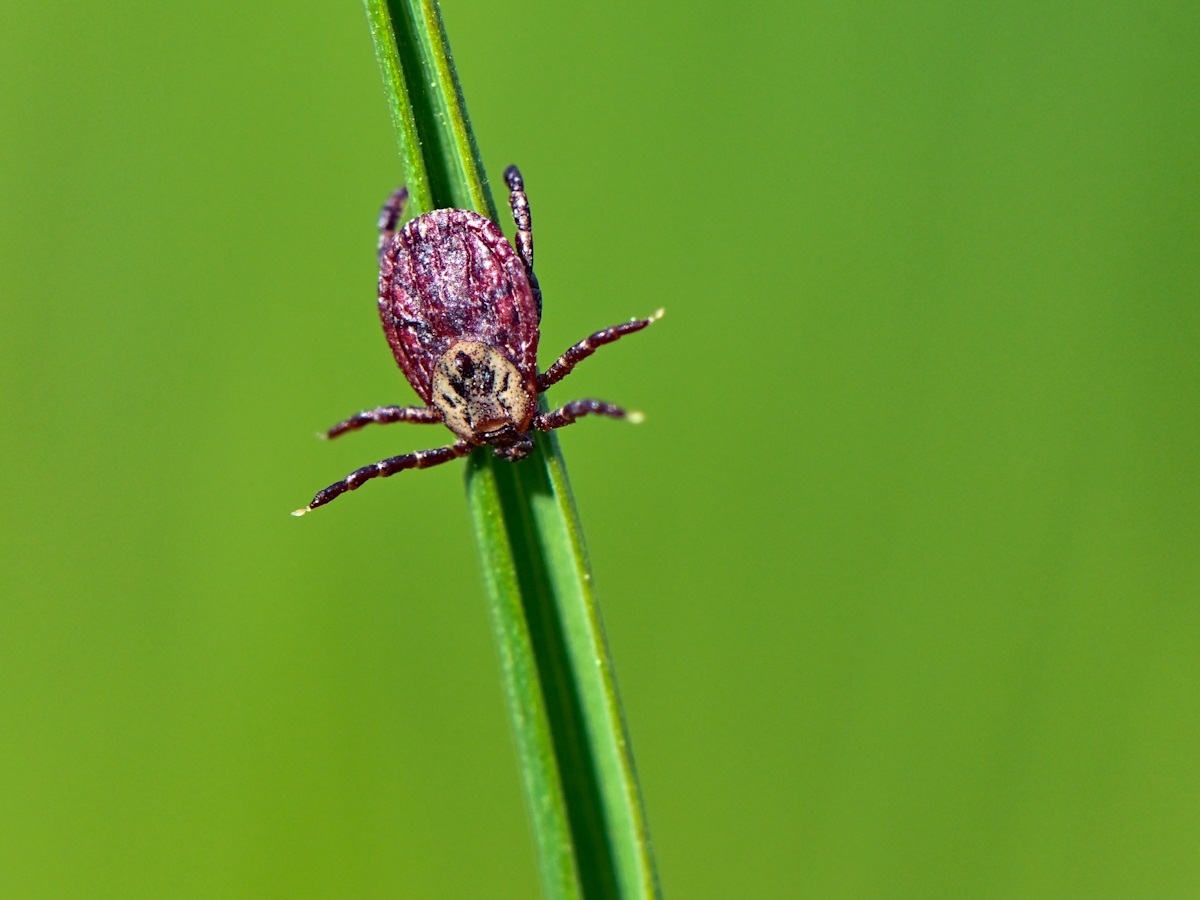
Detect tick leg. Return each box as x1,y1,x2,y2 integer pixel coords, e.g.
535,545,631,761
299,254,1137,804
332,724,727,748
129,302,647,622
292,440,472,515
503,165,542,315
534,399,639,431
323,405,443,439
378,186,409,260
537,309,664,391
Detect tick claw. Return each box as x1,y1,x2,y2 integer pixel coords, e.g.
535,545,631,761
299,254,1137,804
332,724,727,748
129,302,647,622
650,308,665,321
291,507,311,517
627,410,646,424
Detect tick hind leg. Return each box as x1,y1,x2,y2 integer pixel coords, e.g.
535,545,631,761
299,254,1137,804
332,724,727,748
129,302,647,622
534,399,640,431
293,440,472,515
378,187,409,260
322,405,442,439
537,309,664,391
503,165,542,314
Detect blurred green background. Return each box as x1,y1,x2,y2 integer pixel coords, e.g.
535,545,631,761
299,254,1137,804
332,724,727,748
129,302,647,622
2,1,1197,896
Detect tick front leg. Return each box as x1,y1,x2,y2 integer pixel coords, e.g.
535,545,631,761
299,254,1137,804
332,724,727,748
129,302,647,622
503,165,542,314
322,405,442,439
377,186,409,260
537,309,664,391
292,440,472,515
534,399,641,431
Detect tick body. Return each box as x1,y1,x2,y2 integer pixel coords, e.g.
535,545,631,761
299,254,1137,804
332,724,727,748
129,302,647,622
294,166,660,515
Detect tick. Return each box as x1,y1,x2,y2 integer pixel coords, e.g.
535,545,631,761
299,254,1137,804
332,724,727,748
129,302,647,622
293,165,660,515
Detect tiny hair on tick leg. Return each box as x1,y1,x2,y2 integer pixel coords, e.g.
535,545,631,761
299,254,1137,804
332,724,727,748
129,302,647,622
293,166,661,515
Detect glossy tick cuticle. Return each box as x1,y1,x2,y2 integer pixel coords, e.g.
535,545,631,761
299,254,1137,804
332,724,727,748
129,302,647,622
293,165,660,515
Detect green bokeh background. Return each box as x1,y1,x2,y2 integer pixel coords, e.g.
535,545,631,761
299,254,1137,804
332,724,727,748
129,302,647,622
2,1,1197,896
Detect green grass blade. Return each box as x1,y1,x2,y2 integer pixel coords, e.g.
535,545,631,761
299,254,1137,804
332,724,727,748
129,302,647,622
360,1,661,897
361,0,432,215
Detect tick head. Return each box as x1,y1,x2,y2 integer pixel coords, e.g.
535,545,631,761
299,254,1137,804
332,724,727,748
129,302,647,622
432,341,535,442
